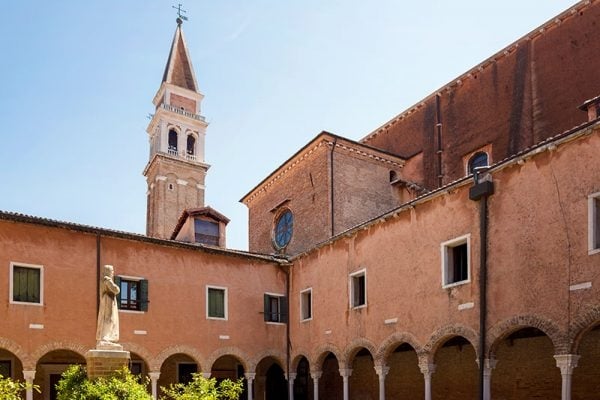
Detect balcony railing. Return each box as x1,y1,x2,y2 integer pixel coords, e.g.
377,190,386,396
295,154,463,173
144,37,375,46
161,103,206,122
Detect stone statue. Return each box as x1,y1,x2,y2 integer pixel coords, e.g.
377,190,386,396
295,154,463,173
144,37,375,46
96,264,121,349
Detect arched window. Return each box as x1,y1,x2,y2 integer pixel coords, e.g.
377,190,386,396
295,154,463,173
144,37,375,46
187,135,196,155
273,209,293,250
468,152,488,174
168,129,178,154
389,170,398,182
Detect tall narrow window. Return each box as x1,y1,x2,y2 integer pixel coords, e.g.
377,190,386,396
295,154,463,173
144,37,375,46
468,152,488,174
441,235,471,287
349,269,367,308
300,288,312,321
10,263,43,304
187,135,196,155
207,286,227,319
264,294,287,323
589,193,600,253
168,129,178,154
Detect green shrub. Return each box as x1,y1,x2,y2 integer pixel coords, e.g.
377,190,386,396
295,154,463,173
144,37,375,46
0,374,39,400
160,373,243,400
56,365,152,400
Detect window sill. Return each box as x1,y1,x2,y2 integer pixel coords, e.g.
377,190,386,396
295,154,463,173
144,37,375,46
266,321,286,326
300,318,312,323
442,279,470,289
119,309,145,314
206,316,228,321
351,304,367,310
588,248,600,256
10,301,43,307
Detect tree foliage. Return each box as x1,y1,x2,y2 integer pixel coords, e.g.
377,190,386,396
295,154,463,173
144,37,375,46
0,374,39,400
160,373,243,400
55,365,152,400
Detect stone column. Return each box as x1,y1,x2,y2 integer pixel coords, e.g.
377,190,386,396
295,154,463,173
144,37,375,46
419,363,436,400
245,372,256,400
310,371,322,400
148,372,160,400
286,372,297,400
22,370,35,400
374,365,389,400
339,368,352,400
482,358,497,400
554,354,580,400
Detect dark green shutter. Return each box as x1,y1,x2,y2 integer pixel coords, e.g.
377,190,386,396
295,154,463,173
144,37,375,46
280,296,288,323
263,294,270,321
139,279,149,312
114,276,122,308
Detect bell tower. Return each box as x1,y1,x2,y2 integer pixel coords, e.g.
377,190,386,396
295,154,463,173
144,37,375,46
144,18,209,239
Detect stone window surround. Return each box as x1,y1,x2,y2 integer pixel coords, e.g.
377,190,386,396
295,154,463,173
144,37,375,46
206,285,228,321
441,234,471,289
588,191,600,255
264,292,286,325
300,288,313,322
9,261,44,306
349,268,367,310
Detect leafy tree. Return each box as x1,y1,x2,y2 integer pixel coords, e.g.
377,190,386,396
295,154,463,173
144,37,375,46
0,374,39,400
160,373,243,400
56,365,152,400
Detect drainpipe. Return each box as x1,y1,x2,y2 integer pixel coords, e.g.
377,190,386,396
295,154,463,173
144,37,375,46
469,167,494,400
435,94,443,187
96,234,101,314
285,264,291,400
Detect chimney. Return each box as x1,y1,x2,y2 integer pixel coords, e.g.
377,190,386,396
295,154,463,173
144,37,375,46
579,95,600,122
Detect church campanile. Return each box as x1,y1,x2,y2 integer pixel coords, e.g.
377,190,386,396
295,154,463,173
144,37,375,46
144,18,209,239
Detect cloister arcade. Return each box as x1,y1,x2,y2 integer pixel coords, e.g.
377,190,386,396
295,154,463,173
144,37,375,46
1,314,599,400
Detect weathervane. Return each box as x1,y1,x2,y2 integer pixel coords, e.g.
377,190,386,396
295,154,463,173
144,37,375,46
173,3,188,25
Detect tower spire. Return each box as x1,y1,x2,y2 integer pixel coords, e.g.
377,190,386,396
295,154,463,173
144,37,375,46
143,15,210,240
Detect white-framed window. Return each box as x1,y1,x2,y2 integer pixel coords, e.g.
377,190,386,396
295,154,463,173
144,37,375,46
300,288,312,322
263,292,287,324
349,269,367,309
441,234,471,288
589,192,600,254
9,262,43,305
206,286,227,320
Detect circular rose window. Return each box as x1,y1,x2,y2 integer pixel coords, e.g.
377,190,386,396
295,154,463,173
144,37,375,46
274,209,293,250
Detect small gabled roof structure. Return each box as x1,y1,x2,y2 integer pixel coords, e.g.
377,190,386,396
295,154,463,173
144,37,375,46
162,23,199,92
170,206,230,240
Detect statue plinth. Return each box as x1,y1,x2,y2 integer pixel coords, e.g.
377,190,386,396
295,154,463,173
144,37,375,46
85,347,130,380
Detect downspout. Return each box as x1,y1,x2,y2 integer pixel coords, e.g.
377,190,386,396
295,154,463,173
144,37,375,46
285,264,291,400
96,234,101,314
469,168,494,400
330,138,338,237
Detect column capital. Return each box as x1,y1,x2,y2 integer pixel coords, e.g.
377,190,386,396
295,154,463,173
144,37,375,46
339,368,353,378
310,370,322,380
374,365,390,377
554,354,580,375
419,362,436,376
244,372,256,380
148,371,161,380
286,372,297,382
22,370,36,380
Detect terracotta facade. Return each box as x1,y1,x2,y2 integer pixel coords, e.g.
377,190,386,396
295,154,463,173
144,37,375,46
2,2,600,400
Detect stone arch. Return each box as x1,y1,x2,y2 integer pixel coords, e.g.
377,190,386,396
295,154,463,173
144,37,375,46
31,341,87,368
343,337,378,366
375,331,423,363
311,343,345,371
0,337,31,369
569,304,600,354
291,349,312,371
121,343,153,369
249,349,285,373
423,324,479,358
487,314,567,356
152,345,206,372
206,347,250,372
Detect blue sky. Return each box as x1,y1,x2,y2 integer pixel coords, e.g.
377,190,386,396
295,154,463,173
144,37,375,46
0,1,578,250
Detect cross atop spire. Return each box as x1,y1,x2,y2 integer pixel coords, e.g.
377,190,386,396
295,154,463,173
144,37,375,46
172,3,188,25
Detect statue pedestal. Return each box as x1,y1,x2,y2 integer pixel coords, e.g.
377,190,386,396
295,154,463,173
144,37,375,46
85,347,130,380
